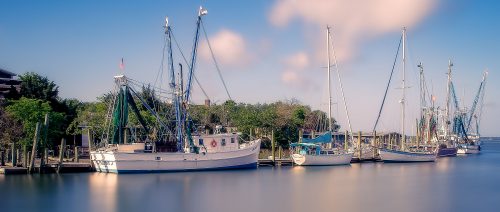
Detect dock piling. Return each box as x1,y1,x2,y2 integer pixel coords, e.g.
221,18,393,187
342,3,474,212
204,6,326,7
29,122,41,174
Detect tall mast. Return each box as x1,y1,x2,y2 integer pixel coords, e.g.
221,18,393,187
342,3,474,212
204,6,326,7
326,26,333,133
401,27,407,149
445,60,453,138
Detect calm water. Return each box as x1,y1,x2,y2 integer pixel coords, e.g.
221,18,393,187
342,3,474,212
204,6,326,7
2,140,500,212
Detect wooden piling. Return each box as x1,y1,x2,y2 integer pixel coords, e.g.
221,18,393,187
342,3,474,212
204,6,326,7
22,146,27,168
11,143,17,167
74,147,79,163
271,130,275,163
357,131,362,159
0,151,5,166
29,122,41,174
41,114,49,167
57,138,66,173
373,131,378,158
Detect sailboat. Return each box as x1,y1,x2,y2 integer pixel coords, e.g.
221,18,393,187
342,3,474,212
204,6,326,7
90,6,261,173
378,27,436,163
290,26,353,166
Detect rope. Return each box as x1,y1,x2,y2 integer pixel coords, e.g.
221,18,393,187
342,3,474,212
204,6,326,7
201,20,232,100
328,29,354,142
373,35,403,132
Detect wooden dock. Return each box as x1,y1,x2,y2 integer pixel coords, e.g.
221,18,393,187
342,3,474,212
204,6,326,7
258,158,294,166
0,166,28,175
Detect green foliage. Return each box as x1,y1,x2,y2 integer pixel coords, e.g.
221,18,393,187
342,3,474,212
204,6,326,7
5,97,64,147
0,105,24,149
18,72,59,103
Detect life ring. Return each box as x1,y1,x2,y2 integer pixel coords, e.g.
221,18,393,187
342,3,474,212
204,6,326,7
211,139,217,148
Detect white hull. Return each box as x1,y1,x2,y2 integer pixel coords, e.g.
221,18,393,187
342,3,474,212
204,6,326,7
457,145,480,154
91,140,261,173
379,149,436,162
291,153,353,166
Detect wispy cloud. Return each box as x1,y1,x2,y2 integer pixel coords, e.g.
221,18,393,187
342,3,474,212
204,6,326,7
270,0,439,62
280,51,312,87
199,29,252,68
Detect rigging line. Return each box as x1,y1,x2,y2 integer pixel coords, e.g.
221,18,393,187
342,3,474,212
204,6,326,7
373,35,403,132
200,20,232,100
170,31,211,101
329,29,354,142
154,34,168,89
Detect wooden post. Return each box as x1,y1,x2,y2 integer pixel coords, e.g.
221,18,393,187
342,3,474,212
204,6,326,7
358,131,362,159
278,146,282,159
298,129,303,143
16,149,20,167
58,138,66,173
44,148,48,165
11,143,17,167
344,130,348,150
74,146,79,163
0,151,4,166
271,130,275,163
23,145,27,168
40,114,49,167
29,122,41,174
373,131,378,158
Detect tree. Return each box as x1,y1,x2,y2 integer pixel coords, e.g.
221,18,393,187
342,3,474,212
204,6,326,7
6,97,65,147
18,72,59,104
0,106,24,150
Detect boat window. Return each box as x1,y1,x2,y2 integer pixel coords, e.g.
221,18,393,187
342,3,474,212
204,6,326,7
199,139,204,145
221,139,226,146
231,137,235,143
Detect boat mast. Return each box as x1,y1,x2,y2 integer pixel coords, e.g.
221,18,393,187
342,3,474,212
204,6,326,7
326,26,333,134
164,17,183,151
401,27,407,150
445,60,453,139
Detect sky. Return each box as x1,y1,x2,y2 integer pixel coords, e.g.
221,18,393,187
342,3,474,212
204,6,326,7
1,0,499,136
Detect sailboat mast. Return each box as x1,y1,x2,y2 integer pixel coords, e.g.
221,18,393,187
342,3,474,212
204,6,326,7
326,26,333,133
445,60,453,138
401,27,407,149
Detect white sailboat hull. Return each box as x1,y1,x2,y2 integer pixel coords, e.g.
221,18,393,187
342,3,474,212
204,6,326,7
291,153,353,166
379,149,436,162
91,140,261,173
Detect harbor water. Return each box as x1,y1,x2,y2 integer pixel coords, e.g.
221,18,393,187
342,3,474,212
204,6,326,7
1,139,500,212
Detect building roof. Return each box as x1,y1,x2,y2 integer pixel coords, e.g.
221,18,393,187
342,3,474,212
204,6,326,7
0,68,17,77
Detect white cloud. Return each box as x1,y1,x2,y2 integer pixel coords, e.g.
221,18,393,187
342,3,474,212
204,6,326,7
284,52,309,70
281,70,300,84
199,29,252,67
270,0,438,62
280,52,313,88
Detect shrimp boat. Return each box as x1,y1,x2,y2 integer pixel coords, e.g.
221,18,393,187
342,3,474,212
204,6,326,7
455,71,488,154
376,27,435,162
291,26,353,166
436,61,457,157
91,6,260,173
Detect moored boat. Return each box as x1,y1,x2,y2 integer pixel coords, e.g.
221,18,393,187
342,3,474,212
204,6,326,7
379,149,436,162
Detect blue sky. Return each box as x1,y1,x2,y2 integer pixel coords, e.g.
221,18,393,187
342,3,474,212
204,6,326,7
1,0,499,136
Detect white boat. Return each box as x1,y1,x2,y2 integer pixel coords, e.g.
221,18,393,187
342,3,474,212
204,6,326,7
290,26,352,166
91,134,261,173
379,149,436,162
457,143,480,154
291,152,353,166
91,7,261,173
376,28,436,163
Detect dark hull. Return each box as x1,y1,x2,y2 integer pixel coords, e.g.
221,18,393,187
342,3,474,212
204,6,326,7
437,147,457,157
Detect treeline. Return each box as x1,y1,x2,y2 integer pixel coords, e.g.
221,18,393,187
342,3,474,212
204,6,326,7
0,72,339,151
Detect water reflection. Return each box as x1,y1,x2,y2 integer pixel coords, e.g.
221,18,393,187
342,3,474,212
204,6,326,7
2,142,500,212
